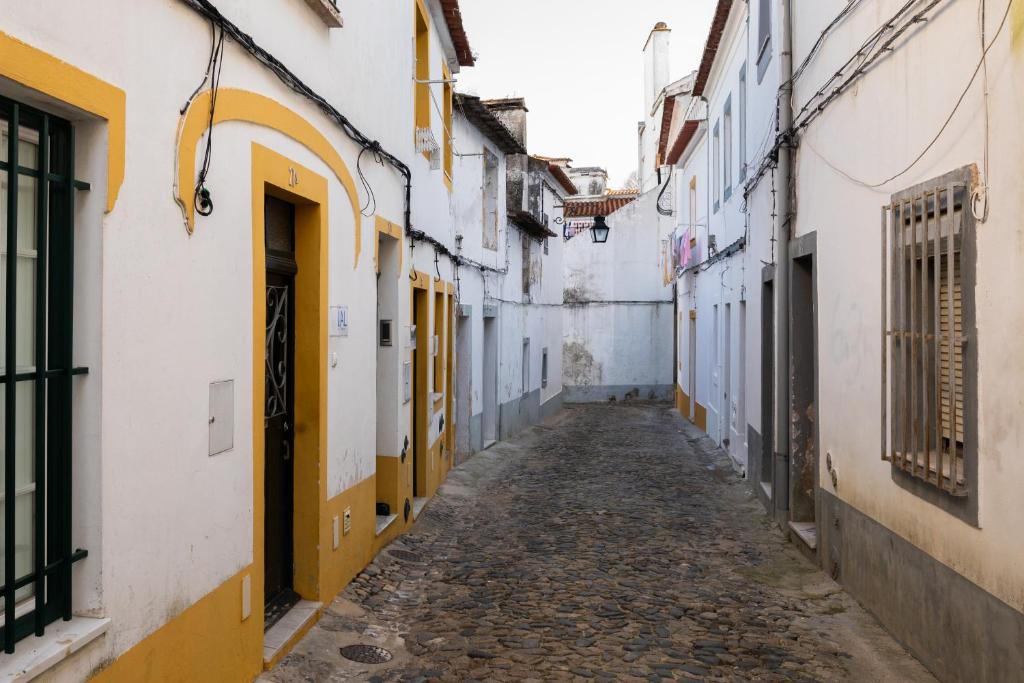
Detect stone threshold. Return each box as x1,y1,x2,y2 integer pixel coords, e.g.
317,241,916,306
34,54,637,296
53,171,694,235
375,513,398,536
412,496,428,520
263,600,321,667
788,521,818,550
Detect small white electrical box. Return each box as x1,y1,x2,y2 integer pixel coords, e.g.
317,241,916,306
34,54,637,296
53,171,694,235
209,380,234,456
332,515,340,549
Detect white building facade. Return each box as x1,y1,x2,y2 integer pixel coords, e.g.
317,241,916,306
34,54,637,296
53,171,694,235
0,0,508,679
666,1,1024,680
451,96,568,459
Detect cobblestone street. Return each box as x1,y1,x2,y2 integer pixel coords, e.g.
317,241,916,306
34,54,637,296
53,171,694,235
263,404,934,682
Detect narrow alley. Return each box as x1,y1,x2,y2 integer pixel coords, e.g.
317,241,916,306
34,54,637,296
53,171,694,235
262,404,933,683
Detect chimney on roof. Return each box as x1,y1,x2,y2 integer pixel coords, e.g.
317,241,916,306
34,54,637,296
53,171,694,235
482,98,528,150
643,22,671,114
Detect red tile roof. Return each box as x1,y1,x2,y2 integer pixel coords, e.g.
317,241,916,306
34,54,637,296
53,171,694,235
544,161,578,196
657,94,677,162
564,191,639,218
440,0,474,67
666,119,699,166
665,0,732,165
694,0,733,98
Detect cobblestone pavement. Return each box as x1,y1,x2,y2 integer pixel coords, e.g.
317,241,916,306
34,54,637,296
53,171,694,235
262,404,934,682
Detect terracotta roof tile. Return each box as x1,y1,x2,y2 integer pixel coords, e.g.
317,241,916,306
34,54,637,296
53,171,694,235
657,95,677,162
542,160,578,196
694,0,733,97
564,191,638,218
665,0,732,165
440,0,474,67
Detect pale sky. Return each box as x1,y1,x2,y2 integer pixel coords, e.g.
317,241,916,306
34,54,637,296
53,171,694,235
456,0,717,187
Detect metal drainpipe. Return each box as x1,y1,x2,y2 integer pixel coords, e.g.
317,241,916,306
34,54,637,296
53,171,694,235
773,0,795,526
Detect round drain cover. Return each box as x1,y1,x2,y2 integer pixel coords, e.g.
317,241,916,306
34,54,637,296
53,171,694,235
388,549,423,563
340,644,393,664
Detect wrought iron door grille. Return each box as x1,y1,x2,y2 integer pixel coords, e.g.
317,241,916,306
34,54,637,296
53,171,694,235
0,93,90,652
265,285,289,420
880,173,973,497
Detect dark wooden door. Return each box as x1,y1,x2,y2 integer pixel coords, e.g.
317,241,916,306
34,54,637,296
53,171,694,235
264,196,299,628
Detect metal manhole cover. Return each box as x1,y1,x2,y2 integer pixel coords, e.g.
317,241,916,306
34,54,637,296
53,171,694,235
388,549,423,563
340,644,393,664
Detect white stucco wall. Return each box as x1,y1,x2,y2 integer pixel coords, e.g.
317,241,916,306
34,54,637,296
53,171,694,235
451,111,565,454
562,188,675,400
789,0,1024,613
672,0,780,474
0,0,467,675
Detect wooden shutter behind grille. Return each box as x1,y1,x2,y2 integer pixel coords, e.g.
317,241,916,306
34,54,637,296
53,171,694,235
938,254,963,442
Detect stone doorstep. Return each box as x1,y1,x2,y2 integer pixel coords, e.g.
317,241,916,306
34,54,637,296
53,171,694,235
263,600,321,665
412,496,429,520
759,481,772,500
0,616,110,682
788,521,818,551
375,514,399,536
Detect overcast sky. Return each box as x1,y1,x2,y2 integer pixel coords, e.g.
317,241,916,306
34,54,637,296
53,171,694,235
456,0,717,188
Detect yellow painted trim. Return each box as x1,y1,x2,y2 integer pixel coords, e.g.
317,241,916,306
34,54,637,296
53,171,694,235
442,63,453,190
414,0,431,159
411,280,431,497
374,215,404,276
89,568,262,683
447,282,455,295
433,289,445,394
675,385,691,421
445,290,455,456
320,474,379,602
695,402,708,432
411,269,431,289
0,30,126,213
175,88,362,267
252,142,328,639
90,143,332,682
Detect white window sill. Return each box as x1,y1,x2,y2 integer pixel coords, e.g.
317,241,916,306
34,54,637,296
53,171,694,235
302,0,343,27
0,616,110,682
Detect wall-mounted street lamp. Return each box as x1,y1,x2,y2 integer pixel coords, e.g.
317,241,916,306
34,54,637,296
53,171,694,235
591,216,610,243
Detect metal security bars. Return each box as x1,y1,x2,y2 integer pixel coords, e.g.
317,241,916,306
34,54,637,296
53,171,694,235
880,169,975,497
0,94,89,653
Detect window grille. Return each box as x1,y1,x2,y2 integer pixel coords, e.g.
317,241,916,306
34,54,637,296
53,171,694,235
0,94,89,652
881,169,975,497
0,94,89,651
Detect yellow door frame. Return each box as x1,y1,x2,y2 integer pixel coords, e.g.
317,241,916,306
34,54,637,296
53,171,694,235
251,142,328,628
410,271,431,498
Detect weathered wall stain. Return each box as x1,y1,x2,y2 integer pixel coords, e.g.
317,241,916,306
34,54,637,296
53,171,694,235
563,341,602,386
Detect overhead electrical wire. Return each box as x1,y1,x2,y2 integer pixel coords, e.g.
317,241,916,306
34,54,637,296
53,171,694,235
183,18,226,218
807,0,1010,195
176,0,476,270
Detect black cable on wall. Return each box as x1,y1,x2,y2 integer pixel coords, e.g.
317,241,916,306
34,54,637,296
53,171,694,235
177,0,483,276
